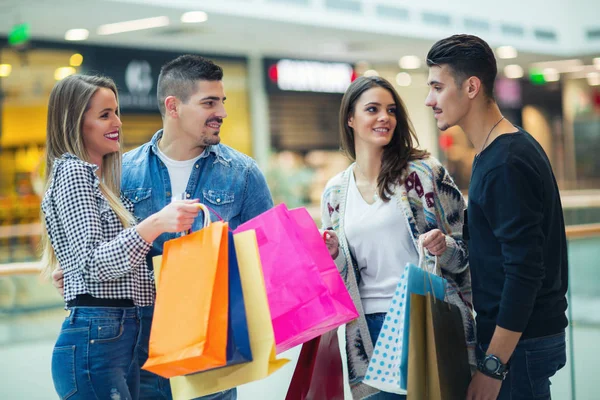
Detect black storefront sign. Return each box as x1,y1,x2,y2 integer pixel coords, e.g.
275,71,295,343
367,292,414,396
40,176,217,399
81,47,180,113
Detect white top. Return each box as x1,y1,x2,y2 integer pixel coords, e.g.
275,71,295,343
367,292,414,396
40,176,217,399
155,146,202,200
344,171,419,314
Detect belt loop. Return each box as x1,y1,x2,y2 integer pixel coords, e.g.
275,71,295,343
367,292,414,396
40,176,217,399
121,308,127,326
69,308,76,324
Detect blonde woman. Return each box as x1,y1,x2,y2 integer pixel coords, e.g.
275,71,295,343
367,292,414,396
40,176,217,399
41,75,200,399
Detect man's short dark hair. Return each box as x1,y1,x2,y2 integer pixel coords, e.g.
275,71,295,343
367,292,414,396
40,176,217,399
426,34,497,100
157,55,223,116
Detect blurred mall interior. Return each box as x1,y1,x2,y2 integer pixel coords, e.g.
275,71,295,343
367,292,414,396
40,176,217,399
0,0,599,398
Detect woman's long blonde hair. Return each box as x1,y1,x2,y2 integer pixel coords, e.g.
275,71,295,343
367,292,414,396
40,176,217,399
40,75,135,278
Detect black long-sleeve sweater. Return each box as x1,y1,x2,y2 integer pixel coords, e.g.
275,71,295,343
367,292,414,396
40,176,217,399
466,127,568,345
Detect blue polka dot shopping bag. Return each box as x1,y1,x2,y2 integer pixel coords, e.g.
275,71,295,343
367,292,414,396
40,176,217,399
363,249,446,394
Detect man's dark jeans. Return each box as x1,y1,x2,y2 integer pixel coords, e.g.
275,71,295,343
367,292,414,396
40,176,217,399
136,305,237,400
478,332,566,400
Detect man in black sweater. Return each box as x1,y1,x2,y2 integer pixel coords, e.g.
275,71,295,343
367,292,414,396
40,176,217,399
425,34,568,400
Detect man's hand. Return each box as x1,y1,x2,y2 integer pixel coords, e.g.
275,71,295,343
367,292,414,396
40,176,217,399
466,371,503,400
420,229,447,256
52,268,64,297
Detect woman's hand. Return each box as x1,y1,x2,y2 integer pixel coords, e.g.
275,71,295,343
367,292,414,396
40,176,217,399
322,230,340,260
52,267,64,297
137,200,202,243
420,229,447,256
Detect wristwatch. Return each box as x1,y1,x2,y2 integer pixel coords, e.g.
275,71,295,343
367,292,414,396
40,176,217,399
478,354,509,380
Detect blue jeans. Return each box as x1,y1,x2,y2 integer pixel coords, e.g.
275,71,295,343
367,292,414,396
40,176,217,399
51,307,140,400
137,305,237,400
478,332,566,400
365,313,406,400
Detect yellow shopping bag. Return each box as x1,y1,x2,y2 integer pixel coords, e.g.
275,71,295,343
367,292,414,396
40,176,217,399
154,230,289,399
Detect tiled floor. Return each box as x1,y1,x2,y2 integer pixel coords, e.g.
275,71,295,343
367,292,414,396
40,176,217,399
0,311,595,399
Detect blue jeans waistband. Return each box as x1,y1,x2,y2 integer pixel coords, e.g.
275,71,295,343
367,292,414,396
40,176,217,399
68,306,137,319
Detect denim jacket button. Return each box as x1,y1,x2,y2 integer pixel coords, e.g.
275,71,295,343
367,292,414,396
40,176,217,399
217,198,221,203
186,193,191,198
195,165,199,169
166,191,171,197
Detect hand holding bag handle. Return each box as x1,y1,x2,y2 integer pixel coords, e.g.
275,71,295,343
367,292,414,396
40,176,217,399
417,236,450,309
416,235,440,277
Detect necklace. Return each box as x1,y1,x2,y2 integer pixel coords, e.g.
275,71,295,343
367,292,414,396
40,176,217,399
354,162,379,202
471,115,505,178
479,115,505,154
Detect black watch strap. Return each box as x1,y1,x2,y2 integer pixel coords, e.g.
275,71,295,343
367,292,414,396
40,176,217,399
478,354,509,380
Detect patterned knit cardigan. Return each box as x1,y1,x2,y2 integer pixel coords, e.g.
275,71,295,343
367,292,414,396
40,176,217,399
321,157,476,399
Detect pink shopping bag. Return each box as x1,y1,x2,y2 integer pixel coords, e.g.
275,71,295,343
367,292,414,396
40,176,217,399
288,208,358,330
235,204,358,353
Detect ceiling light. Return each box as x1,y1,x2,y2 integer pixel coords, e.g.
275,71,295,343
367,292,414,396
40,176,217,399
396,72,412,86
181,11,208,23
543,68,560,82
69,53,83,67
587,72,600,86
504,64,523,79
65,29,89,41
364,69,379,77
594,58,600,70
399,56,421,70
530,59,583,73
496,46,518,59
97,16,169,35
0,64,12,77
54,67,76,81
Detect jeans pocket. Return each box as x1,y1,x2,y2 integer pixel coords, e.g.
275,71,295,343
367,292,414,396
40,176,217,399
52,345,77,399
91,319,124,343
525,342,567,397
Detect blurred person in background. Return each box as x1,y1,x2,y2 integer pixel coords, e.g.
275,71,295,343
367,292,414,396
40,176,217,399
52,55,273,400
41,74,200,399
321,76,476,399
425,34,568,400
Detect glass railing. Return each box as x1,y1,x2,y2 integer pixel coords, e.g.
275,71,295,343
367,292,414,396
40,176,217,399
0,224,598,399
556,223,600,400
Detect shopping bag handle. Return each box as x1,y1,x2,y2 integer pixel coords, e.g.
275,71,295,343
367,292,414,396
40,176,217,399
196,203,212,229
417,236,450,306
416,236,439,276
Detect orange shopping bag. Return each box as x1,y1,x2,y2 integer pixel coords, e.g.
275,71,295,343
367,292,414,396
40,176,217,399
142,215,229,378
167,230,289,399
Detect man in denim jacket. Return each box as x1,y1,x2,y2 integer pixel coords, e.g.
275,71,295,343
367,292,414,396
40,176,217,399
123,54,272,400
53,55,272,399
125,55,272,399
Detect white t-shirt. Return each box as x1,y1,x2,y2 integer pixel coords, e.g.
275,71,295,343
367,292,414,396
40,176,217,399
344,171,419,314
155,146,202,199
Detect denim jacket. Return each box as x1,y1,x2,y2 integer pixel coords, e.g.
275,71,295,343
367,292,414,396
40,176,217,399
121,130,273,267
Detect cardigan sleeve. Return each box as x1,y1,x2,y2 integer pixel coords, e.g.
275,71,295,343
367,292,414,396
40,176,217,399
320,183,349,280
430,162,469,274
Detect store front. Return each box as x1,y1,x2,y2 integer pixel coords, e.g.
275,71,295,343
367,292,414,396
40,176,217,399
262,57,355,208
0,40,251,264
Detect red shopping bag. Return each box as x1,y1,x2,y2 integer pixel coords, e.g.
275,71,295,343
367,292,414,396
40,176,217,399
285,329,345,400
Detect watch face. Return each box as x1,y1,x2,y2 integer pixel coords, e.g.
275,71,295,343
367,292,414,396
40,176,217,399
484,357,500,372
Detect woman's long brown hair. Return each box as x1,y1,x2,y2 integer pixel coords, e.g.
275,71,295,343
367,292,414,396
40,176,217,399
339,76,429,201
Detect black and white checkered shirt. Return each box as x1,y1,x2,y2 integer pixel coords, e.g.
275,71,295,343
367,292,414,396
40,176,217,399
42,154,155,306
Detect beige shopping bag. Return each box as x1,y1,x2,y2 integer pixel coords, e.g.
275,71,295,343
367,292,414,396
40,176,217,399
153,230,289,399
407,293,471,400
